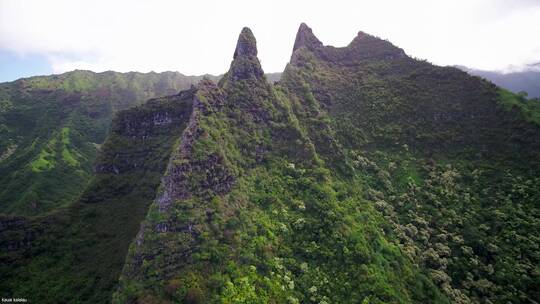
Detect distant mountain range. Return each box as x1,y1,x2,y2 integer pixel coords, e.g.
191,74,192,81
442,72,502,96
456,65,540,98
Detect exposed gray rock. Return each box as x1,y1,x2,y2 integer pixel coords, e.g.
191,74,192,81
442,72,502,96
229,27,265,81
293,22,323,52
233,27,258,58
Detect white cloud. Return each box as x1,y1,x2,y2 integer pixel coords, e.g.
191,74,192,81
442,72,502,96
1,0,539,74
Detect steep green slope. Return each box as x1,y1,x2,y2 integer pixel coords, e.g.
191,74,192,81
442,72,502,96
0,70,215,215
113,27,447,304
283,24,540,159
1,91,194,302
281,23,540,303
1,24,539,304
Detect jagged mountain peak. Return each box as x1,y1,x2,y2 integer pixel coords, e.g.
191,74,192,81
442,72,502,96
4,23,540,304
346,30,406,58
293,22,323,51
290,24,407,65
234,27,258,59
349,30,371,44
226,27,265,81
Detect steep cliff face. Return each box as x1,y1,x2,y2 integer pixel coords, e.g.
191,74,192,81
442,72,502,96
0,90,194,303
114,25,540,304
114,29,280,301
0,71,212,215
113,27,447,304
229,28,265,81
2,24,539,304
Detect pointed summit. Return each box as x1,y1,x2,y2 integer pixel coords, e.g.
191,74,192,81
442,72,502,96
234,27,258,59
346,30,407,60
227,27,264,81
289,25,407,66
347,30,385,48
293,23,323,52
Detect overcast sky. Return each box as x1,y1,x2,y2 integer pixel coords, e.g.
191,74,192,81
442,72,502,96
1,0,539,81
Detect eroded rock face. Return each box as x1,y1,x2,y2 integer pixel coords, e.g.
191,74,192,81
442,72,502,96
93,89,195,175
155,79,233,214
117,78,236,286
114,29,278,300
293,22,323,52
113,88,197,139
233,27,258,58
291,23,407,66
229,27,264,81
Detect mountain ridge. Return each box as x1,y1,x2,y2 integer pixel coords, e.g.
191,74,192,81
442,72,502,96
1,24,539,304
0,70,220,215
113,25,447,303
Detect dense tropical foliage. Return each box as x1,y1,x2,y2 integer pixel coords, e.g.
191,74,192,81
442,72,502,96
1,24,539,303
0,70,217,215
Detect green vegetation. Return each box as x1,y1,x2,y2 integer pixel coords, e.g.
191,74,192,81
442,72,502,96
1,25,539,304
278,24,540,303
498,88,540,125
0,93,194,303
0,70,214,215
350,149,540,303
112,29,447,303
29,127,79,172
30,137,57,172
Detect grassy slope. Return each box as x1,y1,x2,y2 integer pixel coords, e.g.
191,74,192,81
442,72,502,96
0,92,193,303
0,70,212,215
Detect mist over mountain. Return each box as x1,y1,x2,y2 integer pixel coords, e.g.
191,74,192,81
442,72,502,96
456,65,540,98
1,24,539,304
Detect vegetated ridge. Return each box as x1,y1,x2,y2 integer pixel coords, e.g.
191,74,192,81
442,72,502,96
1,24,539,304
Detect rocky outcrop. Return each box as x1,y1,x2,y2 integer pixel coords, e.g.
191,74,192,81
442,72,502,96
93,89,194,175
346,31,407,61
113,87,197,139
114,28,284,302
234,27,258,58
155,79,232,214
228,27,265,81
291,22,407,66
116,78,235,289
293,22,323,52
